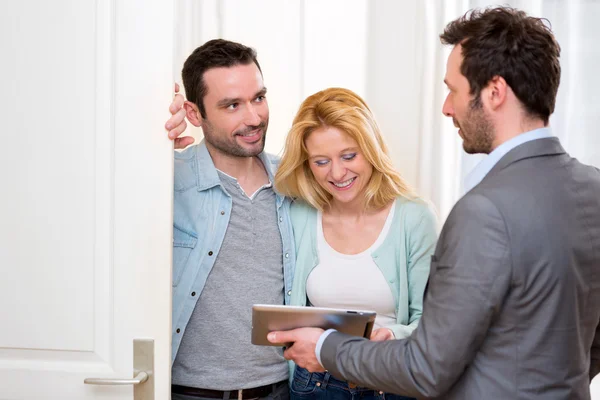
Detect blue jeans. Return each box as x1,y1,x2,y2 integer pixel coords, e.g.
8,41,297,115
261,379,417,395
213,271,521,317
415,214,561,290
290,367,416,400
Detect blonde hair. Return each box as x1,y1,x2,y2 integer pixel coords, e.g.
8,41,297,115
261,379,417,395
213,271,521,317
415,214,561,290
275,87,416,211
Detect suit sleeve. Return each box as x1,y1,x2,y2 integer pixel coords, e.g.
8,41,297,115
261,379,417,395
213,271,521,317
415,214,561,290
591,319,600,381
320,193,512,398
589,168,600,381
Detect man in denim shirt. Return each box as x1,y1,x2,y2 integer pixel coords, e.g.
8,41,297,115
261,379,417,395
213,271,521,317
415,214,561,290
165,39,295,400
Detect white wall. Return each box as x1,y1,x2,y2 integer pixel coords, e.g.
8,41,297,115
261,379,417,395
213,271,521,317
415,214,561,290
365,1,424,190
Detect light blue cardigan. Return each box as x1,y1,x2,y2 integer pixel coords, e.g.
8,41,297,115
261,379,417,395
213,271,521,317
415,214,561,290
288,197,438,339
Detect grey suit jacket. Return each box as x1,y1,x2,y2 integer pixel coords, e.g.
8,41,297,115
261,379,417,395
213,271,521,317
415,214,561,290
321,138,600,399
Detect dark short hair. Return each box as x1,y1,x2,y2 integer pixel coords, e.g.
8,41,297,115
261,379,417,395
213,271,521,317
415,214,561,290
440,7,561,124
182,39,262,118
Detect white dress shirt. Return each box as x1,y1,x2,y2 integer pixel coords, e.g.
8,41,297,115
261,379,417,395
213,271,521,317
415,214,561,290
463,127,553,194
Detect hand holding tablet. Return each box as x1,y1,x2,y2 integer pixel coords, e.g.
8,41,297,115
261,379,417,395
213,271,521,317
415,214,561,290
251,304,376,346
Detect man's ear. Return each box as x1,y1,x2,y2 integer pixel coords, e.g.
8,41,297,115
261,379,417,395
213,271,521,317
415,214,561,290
483,75,508,111
184,101,203,127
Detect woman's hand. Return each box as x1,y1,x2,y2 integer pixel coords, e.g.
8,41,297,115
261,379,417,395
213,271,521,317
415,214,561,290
370,328,395,341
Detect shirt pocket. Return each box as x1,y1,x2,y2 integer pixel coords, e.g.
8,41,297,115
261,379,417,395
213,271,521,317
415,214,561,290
172,226,198,287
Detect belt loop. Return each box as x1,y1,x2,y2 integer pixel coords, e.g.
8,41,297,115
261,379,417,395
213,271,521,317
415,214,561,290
222,390,230,400
238,389,242,400
322,372,331,390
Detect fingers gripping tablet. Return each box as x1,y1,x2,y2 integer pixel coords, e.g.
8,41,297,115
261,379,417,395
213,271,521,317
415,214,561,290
251,304,376,346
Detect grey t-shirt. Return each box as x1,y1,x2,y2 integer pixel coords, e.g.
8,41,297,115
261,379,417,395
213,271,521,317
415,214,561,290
172,170,287,390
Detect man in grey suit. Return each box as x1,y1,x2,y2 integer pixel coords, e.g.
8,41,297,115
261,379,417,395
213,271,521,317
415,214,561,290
269,7,600,399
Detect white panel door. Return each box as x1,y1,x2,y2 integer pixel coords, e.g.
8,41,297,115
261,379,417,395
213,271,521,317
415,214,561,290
0,0,173,399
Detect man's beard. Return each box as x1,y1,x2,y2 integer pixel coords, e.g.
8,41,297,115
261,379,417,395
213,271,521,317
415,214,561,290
457,97,495,155
203,120,268,157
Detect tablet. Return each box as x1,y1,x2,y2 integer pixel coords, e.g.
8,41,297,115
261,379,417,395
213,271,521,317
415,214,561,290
251,304,376,346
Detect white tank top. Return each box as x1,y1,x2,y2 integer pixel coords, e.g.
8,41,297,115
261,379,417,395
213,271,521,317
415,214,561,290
306,201,397,329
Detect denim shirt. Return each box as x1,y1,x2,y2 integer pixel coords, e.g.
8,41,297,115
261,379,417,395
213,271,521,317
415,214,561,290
171,141,296,364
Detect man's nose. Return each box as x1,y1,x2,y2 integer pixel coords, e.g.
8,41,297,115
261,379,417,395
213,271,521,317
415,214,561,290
442,94,453,117
245,104,261,126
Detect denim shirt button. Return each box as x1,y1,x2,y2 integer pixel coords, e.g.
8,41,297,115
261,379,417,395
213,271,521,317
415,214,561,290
220,211,225,215
285,253,289,258
279,217,283,222
208,251,213,256
287,290,292,296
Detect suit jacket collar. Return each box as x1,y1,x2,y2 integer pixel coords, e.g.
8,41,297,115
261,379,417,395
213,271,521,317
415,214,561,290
484,137,566,181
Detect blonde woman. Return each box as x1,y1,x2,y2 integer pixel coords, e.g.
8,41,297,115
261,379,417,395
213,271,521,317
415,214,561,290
275,88,437,400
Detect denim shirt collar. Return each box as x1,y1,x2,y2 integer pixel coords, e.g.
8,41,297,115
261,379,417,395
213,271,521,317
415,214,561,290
194,140,285,207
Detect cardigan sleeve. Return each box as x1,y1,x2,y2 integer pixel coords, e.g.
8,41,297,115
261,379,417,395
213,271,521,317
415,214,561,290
388,202,438,339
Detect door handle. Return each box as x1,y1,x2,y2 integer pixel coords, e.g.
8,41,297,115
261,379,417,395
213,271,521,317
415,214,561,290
84,371,148,385
84,338,154,400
